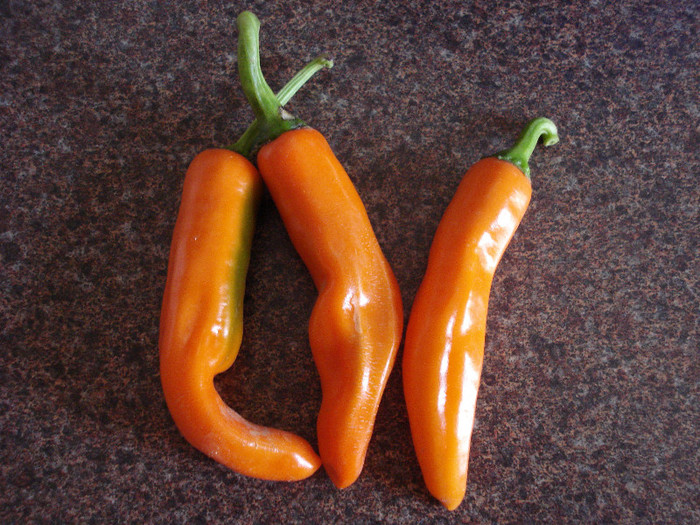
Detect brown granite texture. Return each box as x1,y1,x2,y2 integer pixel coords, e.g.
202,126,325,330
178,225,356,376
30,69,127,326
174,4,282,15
1,0,697,523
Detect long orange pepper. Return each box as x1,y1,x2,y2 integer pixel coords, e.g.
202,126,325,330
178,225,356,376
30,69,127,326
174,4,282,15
257,128,404,488
232,12,403,488
403,118,559,510
159,20,333,480
159,150,321,480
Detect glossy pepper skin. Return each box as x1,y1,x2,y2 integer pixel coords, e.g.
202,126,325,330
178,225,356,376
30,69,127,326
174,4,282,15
257,128,404,488
159,149,321,480
403,118,559,510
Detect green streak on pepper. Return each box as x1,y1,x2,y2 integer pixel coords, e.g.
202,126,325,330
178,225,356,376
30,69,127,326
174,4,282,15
226,176,262,362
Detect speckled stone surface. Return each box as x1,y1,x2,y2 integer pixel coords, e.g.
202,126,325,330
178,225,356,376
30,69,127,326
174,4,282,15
1,1,697,523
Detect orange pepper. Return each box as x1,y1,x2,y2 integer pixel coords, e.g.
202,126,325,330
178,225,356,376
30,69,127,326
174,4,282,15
233,12,403,488
403,118,559,509
159,150,321,480
159,18,333,481
257,128,403,488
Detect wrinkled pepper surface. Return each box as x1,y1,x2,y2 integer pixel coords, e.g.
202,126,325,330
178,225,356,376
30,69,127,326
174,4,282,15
159,21,333,481
402,118,559,509
233,12,404,488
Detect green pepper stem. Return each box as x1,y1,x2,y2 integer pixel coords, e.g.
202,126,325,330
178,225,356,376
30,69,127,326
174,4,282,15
230,12,329,158
230,55,332,156
495,117,559,179
277,55,333,106
236,11,279,122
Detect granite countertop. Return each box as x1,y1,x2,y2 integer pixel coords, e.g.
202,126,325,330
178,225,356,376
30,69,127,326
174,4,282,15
1,1,697,523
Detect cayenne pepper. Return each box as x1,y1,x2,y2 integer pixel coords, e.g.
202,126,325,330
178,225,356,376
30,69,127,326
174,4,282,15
402,118,559,509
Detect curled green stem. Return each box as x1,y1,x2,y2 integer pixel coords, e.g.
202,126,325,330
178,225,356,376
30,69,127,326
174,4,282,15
495,117,559,179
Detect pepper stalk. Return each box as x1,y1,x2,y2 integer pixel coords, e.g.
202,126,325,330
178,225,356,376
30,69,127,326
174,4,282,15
231,11,332,157
495,117,559,179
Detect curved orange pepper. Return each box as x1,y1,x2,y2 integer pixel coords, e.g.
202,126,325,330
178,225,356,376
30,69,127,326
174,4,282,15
257,128,404,488
159,23,332,479
159,149,321,480
403,118,559,509
232,12,403,488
